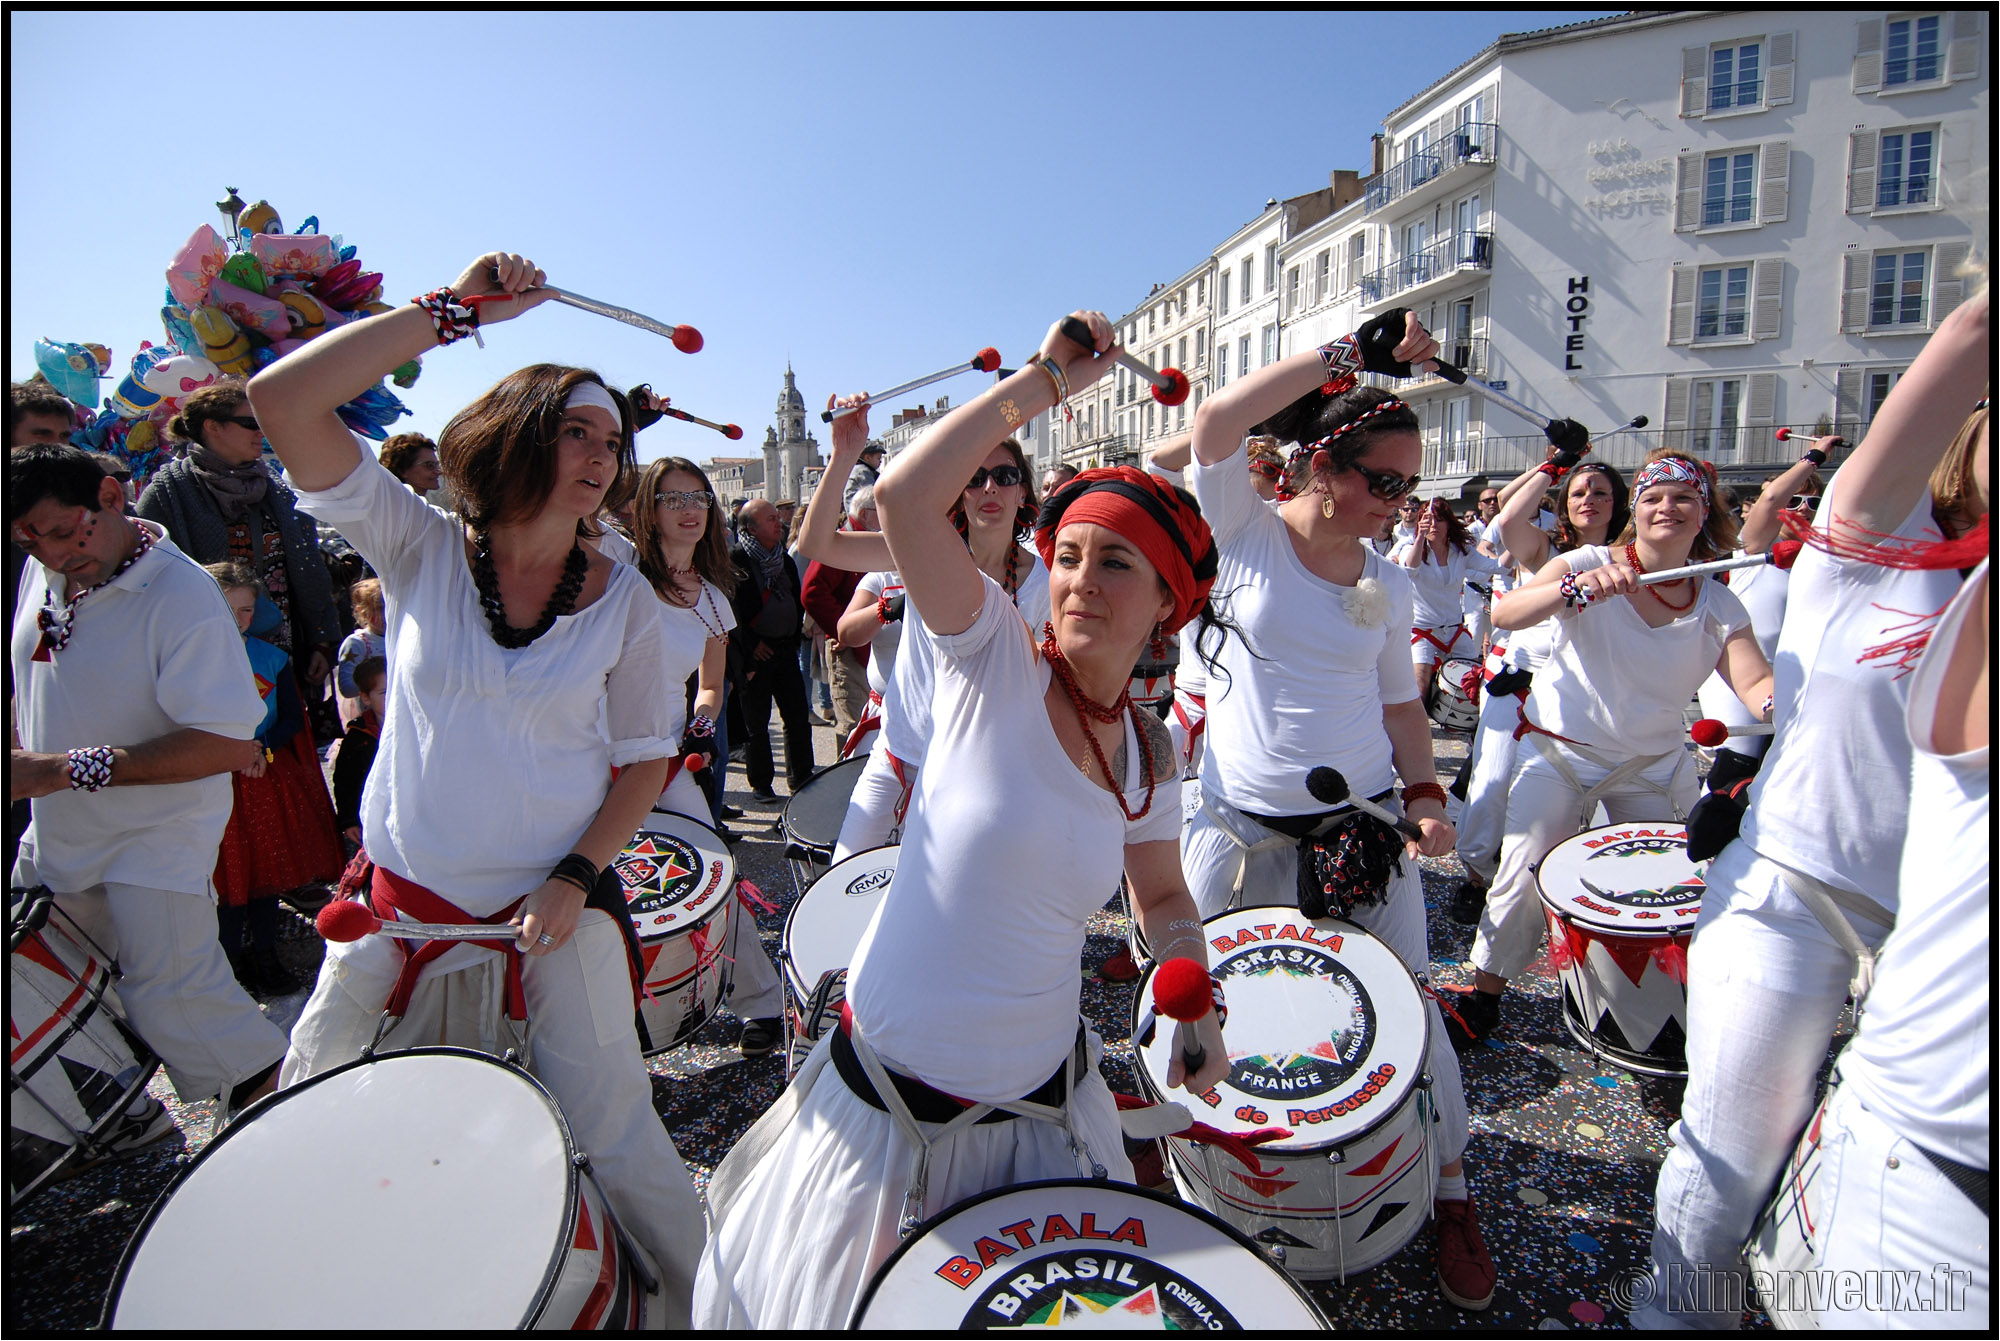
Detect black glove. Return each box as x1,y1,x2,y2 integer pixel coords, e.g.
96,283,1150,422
1705,746,1762,795
1544,418,1590,467
1685,776,1752,863
880,592,905,624
627,384,664,432
679,713,717,770
1355,309,1418,378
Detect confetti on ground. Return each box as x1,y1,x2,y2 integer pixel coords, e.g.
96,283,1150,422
1592,1076,1620,1089
1518,1186,1549,1205
1576,1122,1607,1140
1571,1299,1607,1324
1569,1231,1603,1254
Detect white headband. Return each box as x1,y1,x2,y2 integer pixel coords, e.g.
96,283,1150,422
564,381,623,425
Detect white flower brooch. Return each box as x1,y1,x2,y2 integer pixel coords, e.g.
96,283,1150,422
1342,577,1389,630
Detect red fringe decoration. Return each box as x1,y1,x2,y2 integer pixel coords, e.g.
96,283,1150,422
1780,510,1989,572
1858,601,1953,681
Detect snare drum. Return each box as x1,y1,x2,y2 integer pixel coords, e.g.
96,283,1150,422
1536,822,1704,1077
780,846,897,1050
9,888,160,1208
1133,907,1435,1282
852,1179,1328,1330
1743,1082,1834,1327
105,1048,653,1330
1426,657,1483,733
781,757,869,896
620,812,735,1055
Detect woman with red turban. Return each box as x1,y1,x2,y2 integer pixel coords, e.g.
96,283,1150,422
696,312,1228,1330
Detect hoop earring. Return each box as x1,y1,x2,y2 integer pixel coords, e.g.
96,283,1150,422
1150,622,1167,660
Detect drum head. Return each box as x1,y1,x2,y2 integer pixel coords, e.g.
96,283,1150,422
108,1049,572,1330
780,758,869,852
1537,822,1703,936
622,811,735,942
1134,907,1428,1152
782,846,897,994
852,1179,1327,1330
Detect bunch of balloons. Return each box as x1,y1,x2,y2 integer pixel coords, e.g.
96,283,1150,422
63,190,414,489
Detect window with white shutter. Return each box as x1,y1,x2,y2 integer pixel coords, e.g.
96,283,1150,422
1663,378,1693,452
1667,266,1697,345
1758,141,1790,222
1833,367,1866,436
1751,258,1784,341
1684,35,1788,116
1852,243,1970,332
1875,126,1940,211
1883,14,1944,88
1946,10,1983,80
1846,130,1879,213
1691,377,1746,454
1853,18,1885,93
1695,264,1753,342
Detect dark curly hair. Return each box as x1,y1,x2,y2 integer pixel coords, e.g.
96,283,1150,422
377,432,437,483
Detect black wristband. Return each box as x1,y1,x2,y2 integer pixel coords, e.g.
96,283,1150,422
1801,449,1827,467
548,853,598,896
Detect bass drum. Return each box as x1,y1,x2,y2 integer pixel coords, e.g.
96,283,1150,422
619,811,736,1056
851,1179,1327,1330
105,1048,655,1330
1426,657,1483,733
780,846,897,1054
781,758,870,898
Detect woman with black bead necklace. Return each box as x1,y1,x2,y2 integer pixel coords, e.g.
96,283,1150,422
247,252,703,1326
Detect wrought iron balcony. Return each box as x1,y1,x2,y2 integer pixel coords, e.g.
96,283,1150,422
1364,121,1498,215
1359,231,1492,305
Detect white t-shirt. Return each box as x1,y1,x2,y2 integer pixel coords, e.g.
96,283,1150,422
12,522,265,896
1840,559,1987,1168
1192,442,1421,816
592,525,639,568
1524,545,1751,758
294,455,676,917
1389,539,1495,629
878,551,1048,767
848,576,1179,1101
1738,482,1961,905
654,576,735,743
1695,556,1789,737
855,570,906,698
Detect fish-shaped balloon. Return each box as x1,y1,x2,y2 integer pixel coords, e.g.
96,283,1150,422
33,339,114,405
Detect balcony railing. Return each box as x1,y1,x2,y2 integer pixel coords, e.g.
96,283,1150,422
1060,432,1134,469
1421,424,1835,483
1364,121,1498,214
1405,336,1488,389
1359,231,1492,305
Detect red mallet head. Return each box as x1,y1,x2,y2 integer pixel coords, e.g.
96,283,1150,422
1153,956,1213,1022
1770,539,1804,570
316,899,382,943
972,347,1002,373
671,325,704,354
1774,427,1795,442
723,424,743,441
1152,367,1191,407
1689,718,1731,748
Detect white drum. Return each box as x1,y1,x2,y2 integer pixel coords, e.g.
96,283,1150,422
1537,822,1704,1077
1133,907,1435,1282
1427,657,1483,733
852,1179,1328,1330
106,1048,654,1330
9,888,160,1207
620,812,735,1056
781,757,869,896
1743,1083,1835,1329
780,846,897,1048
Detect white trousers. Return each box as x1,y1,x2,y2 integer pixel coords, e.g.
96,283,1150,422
279,909,704,1328
1456,689,1525,882
1469,744,1693,982
1812,1085,1989,1330
1180,802,1469,1168
15,854,288,1102
655,779,784,1023
694,1032,1130,1329
1634,843,1891,1331
831,744,911,863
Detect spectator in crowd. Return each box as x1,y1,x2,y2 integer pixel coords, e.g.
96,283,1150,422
10,379,78,448
1245,437,1285,502
138,380,342,727
203,560,344,995
1041,461,1079,497
332,655,386,852
335,577,387,730
802,487,878,739
787,502,833,722
86,452,136,511
728,498,815,800
843,439,885,511
10,442,289,1128
376,432,441,495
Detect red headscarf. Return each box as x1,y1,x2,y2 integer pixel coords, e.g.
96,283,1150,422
1033,466,1218,633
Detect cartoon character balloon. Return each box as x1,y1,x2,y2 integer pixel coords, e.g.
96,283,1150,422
33,339,114,406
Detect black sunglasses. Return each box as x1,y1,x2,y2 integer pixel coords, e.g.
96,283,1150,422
1352,462,1423,502
966,465,1024,490
224,415,261,433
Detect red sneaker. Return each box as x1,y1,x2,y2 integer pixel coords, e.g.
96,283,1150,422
1096,947,1142,983
1435,1195,1496,1311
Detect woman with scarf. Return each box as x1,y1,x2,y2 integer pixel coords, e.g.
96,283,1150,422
696,311,1226,1329
1178,307,1493,1311
139,382,342,710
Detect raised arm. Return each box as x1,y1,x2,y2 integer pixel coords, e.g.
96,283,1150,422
875,312,1116,636
1493,463,1558,574
1739,448,1829,552
1191,309,1438,467
1824,289,1988,536
248,252,553,492
1145,434,1193,476
798,395,893,572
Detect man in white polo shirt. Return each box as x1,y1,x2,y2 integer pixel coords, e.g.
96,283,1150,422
10,443,289,1137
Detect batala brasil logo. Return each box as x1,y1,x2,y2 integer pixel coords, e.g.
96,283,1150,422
615,834,715,922
932,1213,1240,1330
1211,940,1376,1102
1577,829,1705,910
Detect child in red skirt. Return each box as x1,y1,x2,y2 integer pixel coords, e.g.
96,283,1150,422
205,561,344,995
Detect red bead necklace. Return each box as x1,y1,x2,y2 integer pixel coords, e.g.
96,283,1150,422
1041,621,1154,821
1626,542,1697,612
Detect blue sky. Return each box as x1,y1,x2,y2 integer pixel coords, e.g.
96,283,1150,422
8,10,1602,465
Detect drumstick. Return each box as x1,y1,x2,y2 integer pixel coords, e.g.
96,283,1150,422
1057,316,1190,406
1638,540,1803,586
1774,427,1848,450
466,285,703,352
1153,957,1215,1076
659,406,743,440
315,900,519,944
1429,353,1650,446
1689,719,1776,747
822,348,1004,422
663,752,708,785
1304,767,1425,844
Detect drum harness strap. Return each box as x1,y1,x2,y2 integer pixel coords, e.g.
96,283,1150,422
837,1004,1106,1238
1518,725,1689,829
883,747,913,829
840,691,883,761
1171,691,1206,777
369,869,528,1033
1411,622,1468,658
1198,786,1392,906
1769,861,1894,1006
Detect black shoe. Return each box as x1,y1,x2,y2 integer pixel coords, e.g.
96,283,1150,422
716,823,742,846
750,786,779,803
719,804,745,820
1443,989,1502,1051
1449,879,1488,926
739,1017,783,1058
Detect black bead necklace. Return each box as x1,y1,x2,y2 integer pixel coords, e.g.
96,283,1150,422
472,532,588,648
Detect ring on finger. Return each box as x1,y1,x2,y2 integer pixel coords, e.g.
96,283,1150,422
537,933,556,947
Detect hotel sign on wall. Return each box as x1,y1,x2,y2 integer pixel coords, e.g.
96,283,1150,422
1586,138,1672,218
